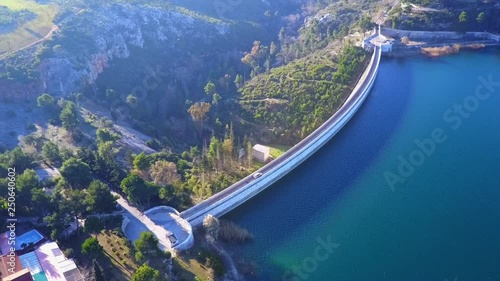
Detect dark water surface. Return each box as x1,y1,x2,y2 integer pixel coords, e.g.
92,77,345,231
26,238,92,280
225,50,500,281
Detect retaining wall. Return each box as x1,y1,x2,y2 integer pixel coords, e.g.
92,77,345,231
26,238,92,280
121,217,130,236
144,206,195,251
144,206,180,216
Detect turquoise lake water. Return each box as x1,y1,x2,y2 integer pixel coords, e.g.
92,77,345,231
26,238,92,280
225,49,500,281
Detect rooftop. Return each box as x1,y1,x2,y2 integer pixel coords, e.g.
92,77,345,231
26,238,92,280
253,144,270,153
35,242,82,281
0,253,23,280
2,269,33,281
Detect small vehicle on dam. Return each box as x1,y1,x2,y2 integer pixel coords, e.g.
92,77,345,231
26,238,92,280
252,172,263,179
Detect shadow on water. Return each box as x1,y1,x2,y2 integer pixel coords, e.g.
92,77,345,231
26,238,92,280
222,58,416,273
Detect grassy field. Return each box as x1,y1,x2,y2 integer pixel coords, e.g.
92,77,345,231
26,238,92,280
0,0,59,57
61,219,142,281
96,229,140,281
175,252,216,281
268,144,291,159
61,217,215,281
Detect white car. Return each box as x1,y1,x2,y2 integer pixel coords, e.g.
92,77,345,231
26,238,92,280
252,172,263,179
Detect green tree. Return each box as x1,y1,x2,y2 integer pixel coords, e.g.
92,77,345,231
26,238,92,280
188,102,211,137
61,189,87,235
84,217,104,237
246,140,253,167
16,169,41,213
85,180,118,215
81,237,103,256
37,93,55,107
204,81,217,96
476,12,485,24
60,101,79,131
134,231,159,258
278,27,285,43
60,157,92,188
97,141,117,165
120,174,157,207
234,74,244,89
459,11,468,23
92,259,106,281
133,152,150,171
42,142,61,165
359,15,373,30
7,147,34,172
44,212,66,240
96,129,117,144
222,138,234,161
31,188,52,217
212,93,222,110
126,94,138,105
270,41,277,55
131,264,160,281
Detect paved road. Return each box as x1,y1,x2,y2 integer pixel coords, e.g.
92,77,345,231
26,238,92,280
112,192,173,251
181,45,382,225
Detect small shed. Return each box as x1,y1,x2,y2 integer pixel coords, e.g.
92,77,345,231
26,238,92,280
252,144,270,162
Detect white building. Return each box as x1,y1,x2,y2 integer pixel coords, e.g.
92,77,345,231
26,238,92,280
252,144,270,162
33,242,83,281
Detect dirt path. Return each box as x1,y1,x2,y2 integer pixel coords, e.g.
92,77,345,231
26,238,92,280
80,105,156,154
0,24,58,60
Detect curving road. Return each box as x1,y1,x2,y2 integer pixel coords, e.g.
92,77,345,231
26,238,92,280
182,44,382,226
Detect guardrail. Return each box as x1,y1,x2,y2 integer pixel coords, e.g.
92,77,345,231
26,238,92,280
184,47,382,226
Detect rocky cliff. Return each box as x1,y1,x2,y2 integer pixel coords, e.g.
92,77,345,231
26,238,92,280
38,3,230,96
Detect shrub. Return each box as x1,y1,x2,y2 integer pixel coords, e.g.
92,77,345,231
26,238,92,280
81,237,103,256
218,220,253,244
163,251,172,259
63,248,74,258
145,139,162,150
206,255,225,277
135,252,145,263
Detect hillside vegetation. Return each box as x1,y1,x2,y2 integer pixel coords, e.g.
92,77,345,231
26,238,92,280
239,46,367,143
389,0,500,32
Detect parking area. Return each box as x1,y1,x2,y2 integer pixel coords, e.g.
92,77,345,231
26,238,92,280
146,210,190,247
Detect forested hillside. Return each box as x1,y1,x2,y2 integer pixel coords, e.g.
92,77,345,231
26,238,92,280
388,0,500,31
239,46,367,143
0,0,381,201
